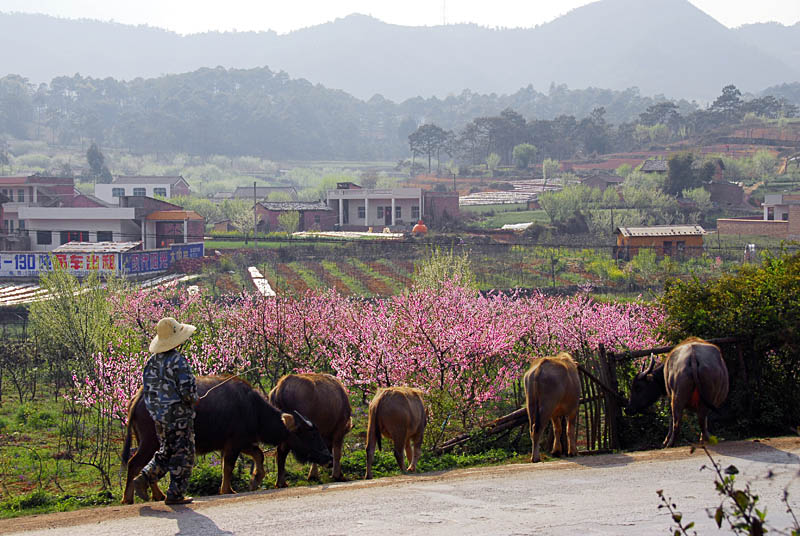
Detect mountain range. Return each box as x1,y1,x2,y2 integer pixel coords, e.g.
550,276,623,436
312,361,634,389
0,0,798,102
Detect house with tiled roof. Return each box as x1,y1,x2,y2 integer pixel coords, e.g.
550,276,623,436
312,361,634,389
640,159,668,173
614,225,705,259
255,201,336,232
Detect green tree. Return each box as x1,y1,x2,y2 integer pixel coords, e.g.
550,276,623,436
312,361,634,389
615,163,633,179
664,153,703,197
542,158,560,189
409,123,450,174
512,143,538,169
412,247,477,290
277,211,300,234
486,153,501,177
86,143,104,175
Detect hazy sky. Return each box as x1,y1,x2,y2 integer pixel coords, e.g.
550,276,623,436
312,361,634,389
2,0,799,34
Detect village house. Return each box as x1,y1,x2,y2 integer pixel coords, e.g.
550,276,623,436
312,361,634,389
614,225,705,260
326,182,459,231
94,176,191,204
581,173,624,191
256,201,336,232
717,193,800,239
15,192,203,252
640,159,668,173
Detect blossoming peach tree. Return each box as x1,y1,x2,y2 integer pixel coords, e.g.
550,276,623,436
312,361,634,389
75,281,665,442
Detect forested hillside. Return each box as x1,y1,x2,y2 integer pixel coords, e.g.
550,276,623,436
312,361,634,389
0,68,797,162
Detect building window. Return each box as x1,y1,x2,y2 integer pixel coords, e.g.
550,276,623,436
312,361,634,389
153,187,167,197
767,207,775,220
37,231,52,245
97,231,113,242
2,220,8,232
377,206,384,218
314,215,321,224
17,189,25,202
783,213,789,221
133,188,146,196
60,230,89,244
18,220,24,230
412,206,420,220
395,206,402,219
112,188,125,197
358,206,366,219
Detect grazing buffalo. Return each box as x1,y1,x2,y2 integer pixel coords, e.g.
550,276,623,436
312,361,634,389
524,352,581,463
121,375,331,504
365,386,427,479
626,337,729,447
268,373,352,487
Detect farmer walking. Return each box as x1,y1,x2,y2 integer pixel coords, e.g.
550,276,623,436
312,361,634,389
132,317,198,505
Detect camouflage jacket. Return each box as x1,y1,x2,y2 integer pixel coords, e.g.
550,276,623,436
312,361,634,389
141,349,198,422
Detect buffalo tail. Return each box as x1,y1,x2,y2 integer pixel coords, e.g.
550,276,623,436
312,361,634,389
690,348,720,412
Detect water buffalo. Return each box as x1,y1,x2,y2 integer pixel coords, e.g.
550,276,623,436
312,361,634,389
626,337,729,447
121,375,332,504
365,386,427,479
268,373,352,487
524,352,581,463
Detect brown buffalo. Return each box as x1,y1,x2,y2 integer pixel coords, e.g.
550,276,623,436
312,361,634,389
268,373,352,487
524,352,581,463
627,337,729,447
121,375,331,504
365,386,427,479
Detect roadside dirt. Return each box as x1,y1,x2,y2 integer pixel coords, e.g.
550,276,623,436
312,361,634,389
2,436,798,535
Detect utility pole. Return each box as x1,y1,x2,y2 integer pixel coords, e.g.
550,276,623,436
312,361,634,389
253,181,257,248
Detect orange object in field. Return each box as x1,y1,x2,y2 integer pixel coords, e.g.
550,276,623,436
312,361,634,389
412,220,428,235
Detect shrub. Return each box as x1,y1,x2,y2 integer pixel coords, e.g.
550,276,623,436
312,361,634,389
660,250,800,436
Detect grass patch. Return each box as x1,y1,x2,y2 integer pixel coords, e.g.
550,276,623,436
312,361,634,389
461,203,528,214
475,210,551,229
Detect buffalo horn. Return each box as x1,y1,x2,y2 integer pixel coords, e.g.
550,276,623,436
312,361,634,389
294,411,314,429
644,354,655,374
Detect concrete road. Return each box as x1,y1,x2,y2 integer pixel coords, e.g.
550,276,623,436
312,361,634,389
3,437,799,536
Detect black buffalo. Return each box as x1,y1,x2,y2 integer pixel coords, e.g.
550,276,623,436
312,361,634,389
626,337,729,447
122,375,332,504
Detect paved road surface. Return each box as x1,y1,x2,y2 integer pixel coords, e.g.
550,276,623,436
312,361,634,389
3,437,799,536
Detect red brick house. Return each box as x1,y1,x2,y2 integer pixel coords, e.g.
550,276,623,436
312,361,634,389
256,201,337,232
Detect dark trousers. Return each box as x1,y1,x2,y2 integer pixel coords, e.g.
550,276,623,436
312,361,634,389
142,404,195,499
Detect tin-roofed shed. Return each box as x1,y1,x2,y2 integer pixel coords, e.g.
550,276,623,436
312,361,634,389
615,225,705,259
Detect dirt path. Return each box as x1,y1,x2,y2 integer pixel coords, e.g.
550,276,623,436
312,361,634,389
3,437,799,535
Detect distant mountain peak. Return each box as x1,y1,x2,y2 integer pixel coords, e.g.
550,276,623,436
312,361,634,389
0,5,797,101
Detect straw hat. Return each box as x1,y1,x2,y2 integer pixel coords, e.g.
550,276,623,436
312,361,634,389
149,317,196,354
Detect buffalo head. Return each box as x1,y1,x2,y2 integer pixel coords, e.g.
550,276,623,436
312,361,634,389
625,355,664,416
280,411,333,466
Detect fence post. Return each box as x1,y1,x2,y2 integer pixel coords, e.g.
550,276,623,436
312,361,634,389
599,343,621,450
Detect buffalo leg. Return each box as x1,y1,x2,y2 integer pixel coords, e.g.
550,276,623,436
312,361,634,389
275,443,290,488
665,396,687,448
332,437,346,481
122,442,158,504
566,411,578,457
407,433,422,472
551,416,564,457
365,443,375,480
528,397,544,463
404,440,414,472
220,447,241,495
150,482,165,502
696,407,711,444
242,444,265,491
392,437,406,473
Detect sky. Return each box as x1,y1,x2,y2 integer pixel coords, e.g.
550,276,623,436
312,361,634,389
1,0,799,35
